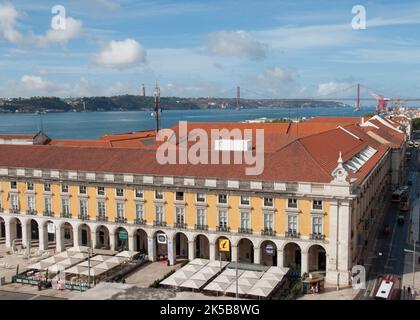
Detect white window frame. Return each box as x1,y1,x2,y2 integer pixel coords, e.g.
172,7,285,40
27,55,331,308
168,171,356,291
116,202,125,218
44,183,51,192
116,188,124,197
10,181,17,190
97,200,106,217
287,198,298,209
11,194,19,210
27,182,34,191
312,215,324,235
97,186,105,196
61,184,69,193
196,208,206,226
79,185,87,194
175,191,184,201
240,210,251,230
287,214,299,233
135,203,144,220
61,198,70,214
27,195,35,211
263,197,274,208
312,200,323,211
44,197,52,213
196,193,206,203
263,211,274,230
217,194,228,204
240,195,250,206
175,206,185,225
155,204,165,222
218,209,228,228
155,190,164,200
134,188,144,199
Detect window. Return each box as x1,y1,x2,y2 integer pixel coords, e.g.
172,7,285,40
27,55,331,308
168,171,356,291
240,196,250,205
155,190,164,200
176,207,185,224
135,189,143,198
196,193,206,202
27,195,35,211
11,194,18,210
116,188,124,197
97,187,105,196
27,182,34,191
313,200,323,210
135,203,144,220
218,209,228,228
61,184,69,193
79,199,88,216
155,205,164,222
196,208,206,226
79,185,87,194
218,194,227,204
116,202,125,218
288,215,298,232
10,181,17,190
44,183,51,192
287,198,297,208
62,198,70,214
175,191,184,201
264,197,273,207
263,212,274,230
240,211,251,229
97,201,106,217
44,197,52,213
312,216,323,235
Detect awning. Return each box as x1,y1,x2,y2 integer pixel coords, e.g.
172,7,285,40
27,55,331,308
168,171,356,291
203,281,230,292
115,251,138,258
212,274,235,284
181,264,202,273
240,270,263,279
225,283,252,295
66,265,88,275
207,260,230,269
71,252,89,259
94,261,119,270
78,260,102,268
90,255,111,262
238,277,258,287
67,246,90,253
189,258,209,266
248,286,272,297
106,256,126,264
80,267,107,277
190,272,214,281
160,276,186,287
179,279,207,290
252,279,276,289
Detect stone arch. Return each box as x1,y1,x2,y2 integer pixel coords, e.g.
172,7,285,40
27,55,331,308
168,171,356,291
237,238,254,263
115,226,129,251
283,242,302,270
78,223,92,247
153,229,168,261
95,225,110,250
194,234,209,259
215,236,232,261
61,222,74,249
134,228,148,253
9,216,23,245
260,240,277,266
173,231,189,261
308,244,327,273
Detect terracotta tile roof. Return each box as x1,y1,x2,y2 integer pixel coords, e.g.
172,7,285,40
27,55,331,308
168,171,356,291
0,134,35,139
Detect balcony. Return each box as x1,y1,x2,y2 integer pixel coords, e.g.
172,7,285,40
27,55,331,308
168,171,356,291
285,230,300,238
78,214,89,221
10,208,20,214
261,228,276,236
216,226,230,232
96,215,108,222
26,209,37,216
0,207,3,213
154,220,167,227
134,218,147,225
238,228,253,234
174,222,187,229
310,233,326,241
60,212,72,218
195,224,208,231
43,211,54,217
115,217,127,224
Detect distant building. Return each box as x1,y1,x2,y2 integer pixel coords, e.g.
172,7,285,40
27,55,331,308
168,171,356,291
140,84,146,97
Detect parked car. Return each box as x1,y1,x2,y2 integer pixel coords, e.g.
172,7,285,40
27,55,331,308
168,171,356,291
383,224,391,235
397,215,405,224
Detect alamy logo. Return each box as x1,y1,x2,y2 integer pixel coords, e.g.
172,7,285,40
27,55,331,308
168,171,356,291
352,5,367,30
156,121,265,176
51,5,66,30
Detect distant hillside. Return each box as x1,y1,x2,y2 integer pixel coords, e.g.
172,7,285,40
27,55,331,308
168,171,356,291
0,95,347,113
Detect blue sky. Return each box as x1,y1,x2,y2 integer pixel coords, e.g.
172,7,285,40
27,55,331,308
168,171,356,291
0,0,420,101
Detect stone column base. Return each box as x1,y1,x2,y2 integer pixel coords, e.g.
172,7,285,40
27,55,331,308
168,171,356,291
326,270,351,287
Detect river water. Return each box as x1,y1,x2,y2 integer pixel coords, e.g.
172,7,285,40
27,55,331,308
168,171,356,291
0,106,375,139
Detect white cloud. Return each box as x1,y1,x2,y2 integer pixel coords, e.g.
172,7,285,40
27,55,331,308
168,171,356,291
35,17,83,46
93,0,120,10
316,81,353,97
250,67,300,98
0,3,23,44
19,75,48,91
94,39,147,69
206,30,268,60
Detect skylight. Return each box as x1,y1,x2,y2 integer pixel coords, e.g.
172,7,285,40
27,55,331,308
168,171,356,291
344,146,377,173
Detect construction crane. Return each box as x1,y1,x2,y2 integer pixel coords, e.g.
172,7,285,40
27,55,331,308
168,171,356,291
369,91,390,113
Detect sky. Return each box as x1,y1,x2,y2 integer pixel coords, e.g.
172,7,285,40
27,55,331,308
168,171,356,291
0,0,420,99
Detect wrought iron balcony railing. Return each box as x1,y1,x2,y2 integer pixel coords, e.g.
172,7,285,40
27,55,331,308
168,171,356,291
43,211,54,217
195,224,208,231
134,218,147,225
26,209,37,215
238,228,253,234
153,220,167,227
96,215,108,222
115,217,127,224
310,233,326,240
60,212,72,218
285,230,300,238
78,214,89,221
261,228,276,236
216,226,230,232
174,222,187,229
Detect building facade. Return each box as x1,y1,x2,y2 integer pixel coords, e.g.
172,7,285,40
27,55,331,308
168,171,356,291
0,116,407,287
